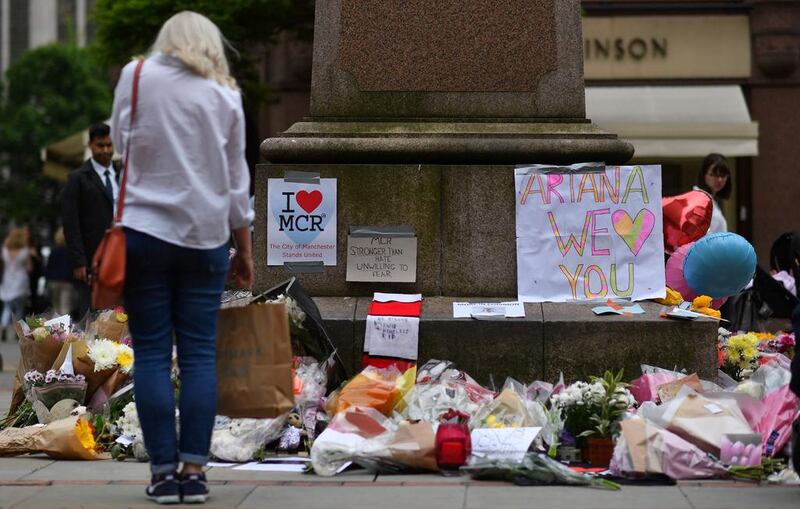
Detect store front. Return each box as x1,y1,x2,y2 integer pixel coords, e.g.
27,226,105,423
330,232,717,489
582,13,757,238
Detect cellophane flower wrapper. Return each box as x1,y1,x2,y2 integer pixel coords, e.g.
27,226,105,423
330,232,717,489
639,386,753,454
630,372,678,404
30,381,87,411
463,452,619,490
0,415,103,460
334,365,415,416
311,407,436,476
754,384,800,456
610,417,728,480
84,309,129,343
469,388,534,430
401,379,492,422
210,416,288,462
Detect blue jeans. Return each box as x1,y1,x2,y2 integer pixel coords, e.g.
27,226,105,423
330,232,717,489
123,228,229,474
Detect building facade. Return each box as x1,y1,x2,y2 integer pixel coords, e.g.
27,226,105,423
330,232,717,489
0,0,95,75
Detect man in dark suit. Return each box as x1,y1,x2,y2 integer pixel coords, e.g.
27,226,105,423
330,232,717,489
62,123,118,316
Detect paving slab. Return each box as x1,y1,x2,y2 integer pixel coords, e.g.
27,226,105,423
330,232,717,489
9,484,255,509
680,485,800,509
239,485,467,509
206,466,375,483
21,459,150,481
0,486,46,508
0,458,54,481
464,485,693,509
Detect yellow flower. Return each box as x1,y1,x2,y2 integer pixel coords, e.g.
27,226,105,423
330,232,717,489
116,345,134,374
115,312,128,323
692,295,713,310
654,287,683,306
75,418,96,452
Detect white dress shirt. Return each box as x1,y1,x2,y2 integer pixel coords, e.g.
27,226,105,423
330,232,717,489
91,158,118,208
110,53,254,249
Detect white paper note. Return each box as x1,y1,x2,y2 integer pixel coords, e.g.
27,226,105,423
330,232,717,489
44,314,72,329
452,302,526,319
364,315,420,360
372,292,422,303
470,427,542,462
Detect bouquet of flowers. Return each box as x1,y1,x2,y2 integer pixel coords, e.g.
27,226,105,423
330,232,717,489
23,369,87,420
0,414,104,460
85,307,129,344
550,369,635,440
719,333,760,381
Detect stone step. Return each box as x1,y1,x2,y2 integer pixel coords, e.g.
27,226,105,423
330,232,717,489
314,297,718,385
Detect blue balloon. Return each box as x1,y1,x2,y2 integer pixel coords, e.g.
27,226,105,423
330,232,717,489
684,232,757,298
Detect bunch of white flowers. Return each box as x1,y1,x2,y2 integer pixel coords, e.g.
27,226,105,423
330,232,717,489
552,381,635,410
88,339,121,371
274,294,306,329
116,402,142,438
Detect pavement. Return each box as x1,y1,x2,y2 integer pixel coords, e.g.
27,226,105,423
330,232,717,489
2,340,800,508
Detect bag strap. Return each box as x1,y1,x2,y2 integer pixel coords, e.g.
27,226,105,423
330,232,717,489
115,58,144,225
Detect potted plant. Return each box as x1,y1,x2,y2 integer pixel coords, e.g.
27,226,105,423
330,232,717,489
550,369,635,466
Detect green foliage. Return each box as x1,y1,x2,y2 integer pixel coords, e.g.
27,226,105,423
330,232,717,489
0,44,112,224
579,369,631,439
92,0,315,100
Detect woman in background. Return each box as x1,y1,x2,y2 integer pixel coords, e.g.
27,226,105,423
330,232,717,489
694,153,732,233
45,228,75,317
111,11,253,505
0,228,31,341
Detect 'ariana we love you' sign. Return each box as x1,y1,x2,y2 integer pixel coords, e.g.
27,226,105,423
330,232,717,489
515,164,665,303
267,178,337,266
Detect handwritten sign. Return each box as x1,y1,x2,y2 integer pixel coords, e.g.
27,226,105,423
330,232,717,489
346,235,417,283
364,315,420,360
515,165,665,302
470,427,541,462
267,178,337,266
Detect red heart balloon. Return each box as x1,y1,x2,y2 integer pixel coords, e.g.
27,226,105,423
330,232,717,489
662,190,712,254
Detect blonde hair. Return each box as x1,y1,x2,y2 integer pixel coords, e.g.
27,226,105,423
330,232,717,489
152,11,238,90
3,228,27,250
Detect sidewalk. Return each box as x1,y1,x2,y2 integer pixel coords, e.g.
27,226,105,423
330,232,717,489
0,455,798,509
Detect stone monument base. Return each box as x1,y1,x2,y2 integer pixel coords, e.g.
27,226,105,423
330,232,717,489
260,119,634,165
316,298,718,384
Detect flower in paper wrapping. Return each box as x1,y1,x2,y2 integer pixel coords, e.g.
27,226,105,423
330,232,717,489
116,344,134,373
653,287,683,306
32,327,49,342
75,417,97,452
88,339,119,371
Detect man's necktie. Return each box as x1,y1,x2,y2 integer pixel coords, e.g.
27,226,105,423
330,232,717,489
104,170,114,200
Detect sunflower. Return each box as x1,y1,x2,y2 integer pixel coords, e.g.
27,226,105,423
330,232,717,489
75,418,97,453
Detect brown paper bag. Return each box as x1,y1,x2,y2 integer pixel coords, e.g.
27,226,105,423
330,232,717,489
216,302,294,418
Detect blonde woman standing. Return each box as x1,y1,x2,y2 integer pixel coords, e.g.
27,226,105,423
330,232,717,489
0,228,31,341
111,11,253,505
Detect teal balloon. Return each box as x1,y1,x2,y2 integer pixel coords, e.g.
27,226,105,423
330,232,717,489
684,232,756,298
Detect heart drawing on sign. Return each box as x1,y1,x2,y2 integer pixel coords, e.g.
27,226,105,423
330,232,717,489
296,190,323,213
612,209,655,256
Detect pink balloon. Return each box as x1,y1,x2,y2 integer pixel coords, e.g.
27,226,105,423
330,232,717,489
665,242,728,309
665,243,696,299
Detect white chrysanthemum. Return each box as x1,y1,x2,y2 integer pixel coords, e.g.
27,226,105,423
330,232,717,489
116,402,142,438
88,339,119,371
275,294,306,328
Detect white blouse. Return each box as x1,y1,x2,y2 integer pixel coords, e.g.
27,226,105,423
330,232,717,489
111,54,254,249
693,186,728,233
0,247,30,302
